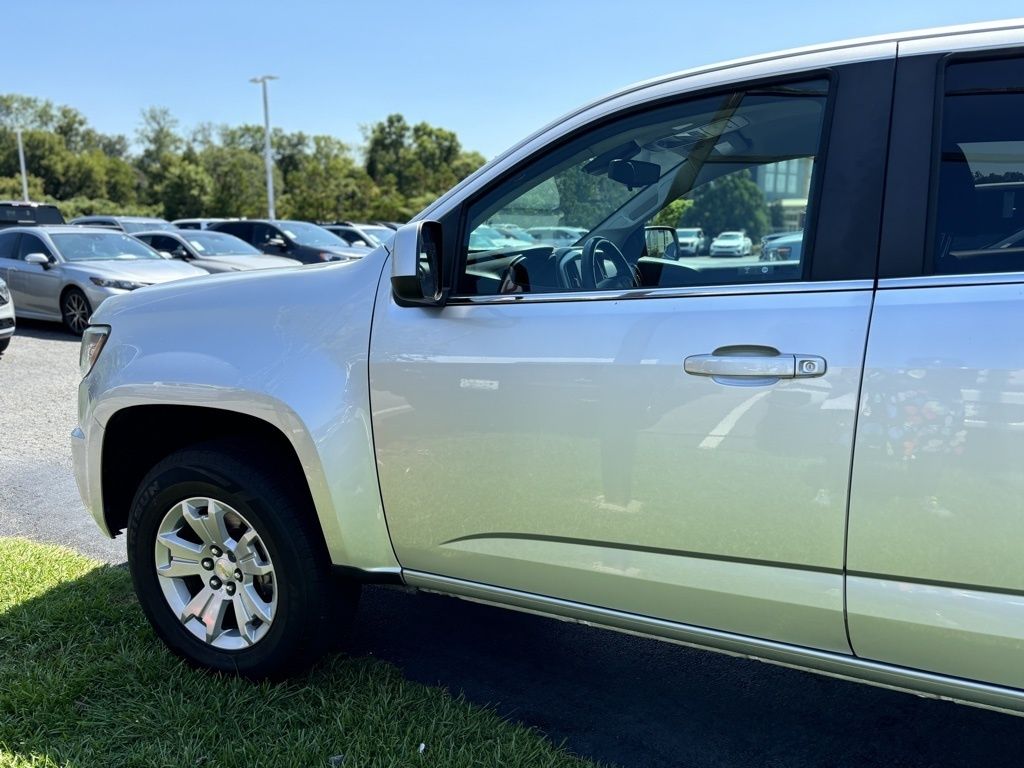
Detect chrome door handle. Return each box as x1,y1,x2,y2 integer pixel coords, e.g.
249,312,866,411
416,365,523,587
684,353,826,379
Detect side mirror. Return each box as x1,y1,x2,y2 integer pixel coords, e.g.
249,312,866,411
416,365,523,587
24,252,52,269
644,226,679,259
391,220,445,307
266,236,287,249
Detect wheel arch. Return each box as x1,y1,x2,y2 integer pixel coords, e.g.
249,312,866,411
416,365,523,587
101,404,331,563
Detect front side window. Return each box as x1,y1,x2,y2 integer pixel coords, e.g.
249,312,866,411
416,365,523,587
17,234,51,260
459,78,829,296
933,55,1024,275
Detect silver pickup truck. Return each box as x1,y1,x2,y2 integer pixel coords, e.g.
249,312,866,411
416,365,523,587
74,19,1024,715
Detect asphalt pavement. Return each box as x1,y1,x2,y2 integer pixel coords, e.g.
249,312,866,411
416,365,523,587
2,320,1023,767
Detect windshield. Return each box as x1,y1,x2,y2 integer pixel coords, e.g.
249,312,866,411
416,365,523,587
52,232,163,261
718,233,742,240
677,229,701,237
185,232,261,256
121,220,174,233
279,221,347,248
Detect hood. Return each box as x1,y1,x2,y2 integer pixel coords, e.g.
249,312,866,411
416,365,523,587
321,246,367,260
64,258,207,284
91,246,387,325
197,254,302,270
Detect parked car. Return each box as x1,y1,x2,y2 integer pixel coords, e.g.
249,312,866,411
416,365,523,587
760,231,804,262
0,226,205,334
321,222,395,249
709,231,753,256
69,216,175,234
675,227,706,255
760,230,791,250
0,276,13,354
75,20,1024,716
135,230,302,273
468,225,534,250
0,200,64,229
171,218,228,231
210,220,363,264
526,226,587,247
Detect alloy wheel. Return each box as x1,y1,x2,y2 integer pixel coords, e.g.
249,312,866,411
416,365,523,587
62,292,90,334
153,497,278,650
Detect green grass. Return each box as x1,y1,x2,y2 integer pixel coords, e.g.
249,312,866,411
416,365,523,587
0,538,599,768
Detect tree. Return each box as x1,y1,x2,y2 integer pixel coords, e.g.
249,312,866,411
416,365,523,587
200,145,276,217
136,107,183,202
680,170,769,241
365,114,485,203
284,136,375,221
159,157,213,219
652,198,693,228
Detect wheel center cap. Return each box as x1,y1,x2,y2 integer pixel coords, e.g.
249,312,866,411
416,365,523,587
215,559,233,581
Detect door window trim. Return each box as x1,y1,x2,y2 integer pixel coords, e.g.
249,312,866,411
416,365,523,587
447,278,874,306
451,70,836,301
444,62,897,304
880,46,1024,281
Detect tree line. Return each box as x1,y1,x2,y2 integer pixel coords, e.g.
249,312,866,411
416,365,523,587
0,95,487,222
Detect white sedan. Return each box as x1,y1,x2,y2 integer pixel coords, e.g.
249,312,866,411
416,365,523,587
709,231,753,256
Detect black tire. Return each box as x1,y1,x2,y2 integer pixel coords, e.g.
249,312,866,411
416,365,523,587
126,441,359,679
0,337,8,354
61,287,92,336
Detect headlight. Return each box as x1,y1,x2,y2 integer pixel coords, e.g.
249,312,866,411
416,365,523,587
79,326,110,377
0,281,9,304
90,277,148,291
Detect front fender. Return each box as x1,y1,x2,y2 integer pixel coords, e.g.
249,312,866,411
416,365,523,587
77,253,399,574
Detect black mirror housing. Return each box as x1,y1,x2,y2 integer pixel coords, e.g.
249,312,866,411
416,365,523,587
391,220,446,307
608,159,660,188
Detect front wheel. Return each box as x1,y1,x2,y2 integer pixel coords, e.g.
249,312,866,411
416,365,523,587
61,287,91,336
126,442,359,678
0,337,8,354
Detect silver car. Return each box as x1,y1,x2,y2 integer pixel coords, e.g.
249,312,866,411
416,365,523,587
134,230,302,273
0,276,13,354
0,226,206,335
73,19,1024,716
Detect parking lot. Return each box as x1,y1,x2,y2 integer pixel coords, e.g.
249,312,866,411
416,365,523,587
2,321,1024,768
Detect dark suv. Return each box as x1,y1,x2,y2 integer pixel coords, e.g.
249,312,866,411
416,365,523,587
210,220,364,264
0,201,64,229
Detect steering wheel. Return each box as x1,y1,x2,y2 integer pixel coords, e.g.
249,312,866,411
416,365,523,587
580,236,638,290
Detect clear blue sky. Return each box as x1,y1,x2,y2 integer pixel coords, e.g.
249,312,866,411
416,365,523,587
7,1,1023,159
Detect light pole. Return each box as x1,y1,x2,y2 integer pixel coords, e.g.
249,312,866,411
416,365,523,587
15,128,28,202
249,75,279,219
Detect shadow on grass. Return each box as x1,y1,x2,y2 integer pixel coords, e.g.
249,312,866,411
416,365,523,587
351,586,1024,768
5,544,1024,768
0,552,593,768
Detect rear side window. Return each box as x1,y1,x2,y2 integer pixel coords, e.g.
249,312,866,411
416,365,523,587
933,55,1024,275
0,232,18,260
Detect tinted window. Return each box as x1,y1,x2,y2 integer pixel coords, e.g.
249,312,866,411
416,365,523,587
0,232,19,260
459,78,829,295
252,223,281,247
17,233,51,259
147,235,182,253
214,222,252,240
933,55,1024,275
0,204,63,226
